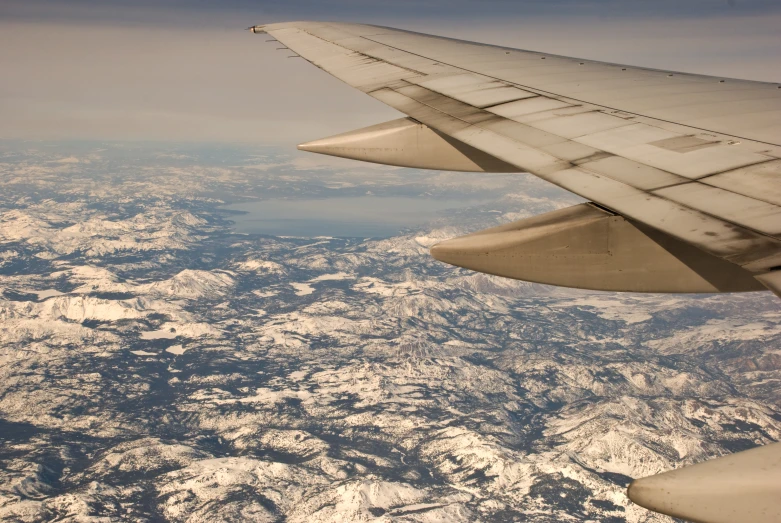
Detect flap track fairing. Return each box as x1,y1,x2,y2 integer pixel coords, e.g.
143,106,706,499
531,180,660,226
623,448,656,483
431,203,765,293
298,117,517,173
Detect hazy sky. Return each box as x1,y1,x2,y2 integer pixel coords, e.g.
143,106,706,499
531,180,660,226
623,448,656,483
2,0,780,145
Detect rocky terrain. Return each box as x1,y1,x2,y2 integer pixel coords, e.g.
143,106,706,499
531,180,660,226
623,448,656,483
0,141,779,522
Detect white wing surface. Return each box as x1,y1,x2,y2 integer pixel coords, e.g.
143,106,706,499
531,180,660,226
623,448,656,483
251,22,781,296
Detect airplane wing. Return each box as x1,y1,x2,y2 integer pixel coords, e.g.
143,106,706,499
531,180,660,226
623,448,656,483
249,22,781,523
251,21,781,300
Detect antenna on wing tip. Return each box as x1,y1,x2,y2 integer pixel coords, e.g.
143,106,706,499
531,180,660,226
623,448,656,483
246,25,267,34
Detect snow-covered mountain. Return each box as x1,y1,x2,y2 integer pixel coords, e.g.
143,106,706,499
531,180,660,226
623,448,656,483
0,141,779,522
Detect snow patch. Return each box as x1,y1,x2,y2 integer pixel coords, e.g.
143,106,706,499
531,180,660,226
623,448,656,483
141,270,234,299
140,328,178,340
24,289,64,300
166,345,187,355
291,283,314,296
308,272,353,282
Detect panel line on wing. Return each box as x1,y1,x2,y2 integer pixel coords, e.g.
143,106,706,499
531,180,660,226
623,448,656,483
697,160,781,207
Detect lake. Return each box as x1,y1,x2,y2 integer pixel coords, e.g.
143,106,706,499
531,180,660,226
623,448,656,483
220,196,484,238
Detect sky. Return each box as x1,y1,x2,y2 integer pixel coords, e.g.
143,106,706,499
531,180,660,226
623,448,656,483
2,0,781,145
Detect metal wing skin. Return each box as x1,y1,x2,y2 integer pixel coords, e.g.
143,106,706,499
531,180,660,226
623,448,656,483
249,22,781,523
251,21,781,298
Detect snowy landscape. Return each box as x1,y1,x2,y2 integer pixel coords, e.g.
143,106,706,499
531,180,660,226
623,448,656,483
0,140,780,522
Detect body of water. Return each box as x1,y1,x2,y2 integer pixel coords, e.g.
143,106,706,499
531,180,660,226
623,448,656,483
220,196,484,238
